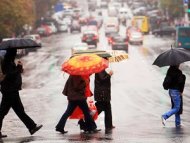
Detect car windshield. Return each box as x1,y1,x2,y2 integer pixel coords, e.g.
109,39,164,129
114,37,126,42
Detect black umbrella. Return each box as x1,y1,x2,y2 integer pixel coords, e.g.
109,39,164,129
0,38,41,50
153,47,190,67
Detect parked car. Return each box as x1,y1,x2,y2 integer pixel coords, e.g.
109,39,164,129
152,26,176,37
36,25,52,37
129,31,143,45
71,42,89,54
57,23,69,33
82,31,99,47
44,22,57,34
111,36,128,52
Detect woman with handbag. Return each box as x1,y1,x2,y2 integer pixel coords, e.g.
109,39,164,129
55,75,99,134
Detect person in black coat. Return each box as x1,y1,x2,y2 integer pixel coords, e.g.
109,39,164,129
56,75,99,134
0,49,42,138
94,69,115,132
78,69,115,133
162,65,186,127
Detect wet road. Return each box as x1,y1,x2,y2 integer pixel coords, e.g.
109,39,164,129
1,11,190,143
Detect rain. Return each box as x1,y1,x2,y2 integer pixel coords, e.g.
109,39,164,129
0,0,190,143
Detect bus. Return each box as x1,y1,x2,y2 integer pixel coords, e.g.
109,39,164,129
131,16,149,34
176,26,190,49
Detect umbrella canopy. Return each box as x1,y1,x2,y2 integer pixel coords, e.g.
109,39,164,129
73,49,128,62
73,49,112,58
107,50,128,62
0,38,41,50
153,48,190,67
62,54,108,75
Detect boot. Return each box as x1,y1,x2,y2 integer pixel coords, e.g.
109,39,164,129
0,132,7,138
78,119,87,131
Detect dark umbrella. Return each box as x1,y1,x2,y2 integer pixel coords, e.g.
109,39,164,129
0,38,41,50
153,47,190,67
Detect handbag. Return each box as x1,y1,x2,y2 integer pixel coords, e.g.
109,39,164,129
69,99,98,120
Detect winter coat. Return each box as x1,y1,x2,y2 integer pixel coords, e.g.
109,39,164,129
1,59,22,92
94,70,111,102
62,75,87,101
163,66,186,93
163,66,186,114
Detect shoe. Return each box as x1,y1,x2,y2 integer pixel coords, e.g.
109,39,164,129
176,124,183,128
29,124,43,135
161,116,166,126
105,126,115,131
0,132,7,138
78,119,87,131
92,128,101,133
56,128,68,134
84,129,101,134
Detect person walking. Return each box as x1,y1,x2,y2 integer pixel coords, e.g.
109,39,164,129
0,49,42,138
162,65,186,127
94,69,115,132
55,75,99,134
78,69,115,133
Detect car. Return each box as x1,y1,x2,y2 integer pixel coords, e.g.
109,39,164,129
24,34,42,47
126,26,141,38
152,26,176,37
57,23,69,33
70,20,81,33
128,31,143,45
104,17,119,36
82,31,99,47
71,42,89,54
44,22,57,34
36,25,52,37
107,32,120,45
111,36,128,52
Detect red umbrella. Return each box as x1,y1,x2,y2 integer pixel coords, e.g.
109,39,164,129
62,54,108,75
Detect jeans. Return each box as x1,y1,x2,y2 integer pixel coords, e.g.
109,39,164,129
162,89,181,126
56,100,97,131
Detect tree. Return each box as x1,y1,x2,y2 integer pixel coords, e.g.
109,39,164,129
0,0,35,38
160,0,184,18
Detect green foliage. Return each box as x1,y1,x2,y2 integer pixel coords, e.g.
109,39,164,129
0,0,35,38
160,0,184,18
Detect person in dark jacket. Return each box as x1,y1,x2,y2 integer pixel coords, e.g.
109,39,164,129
55,75,99,134
0,49,42,138
78,69,115,133
94,69,115,132
162,65,186,127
